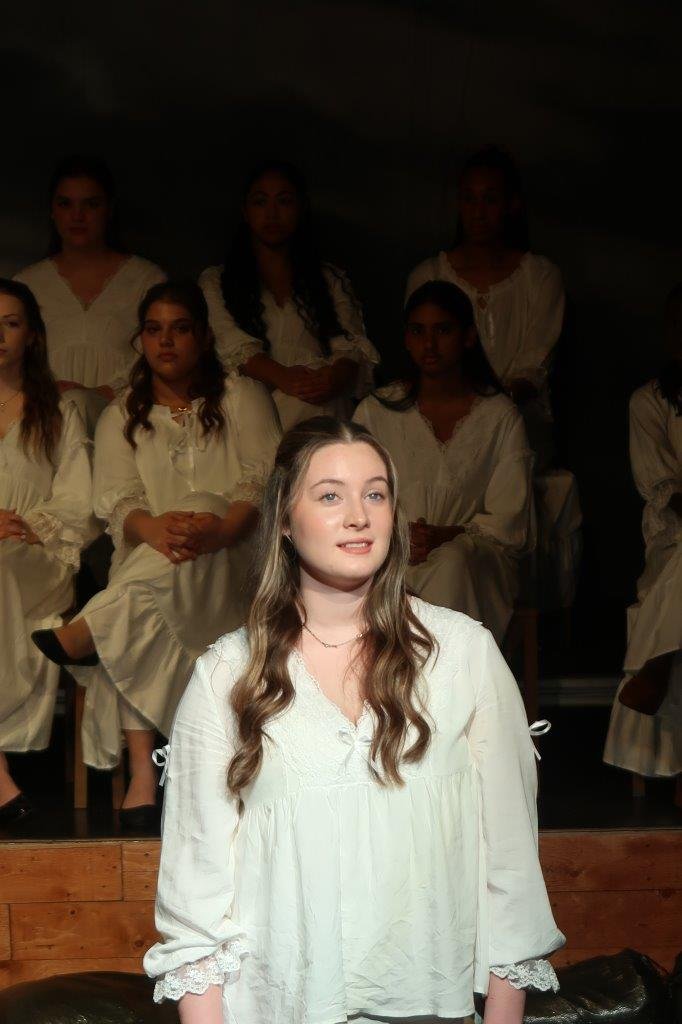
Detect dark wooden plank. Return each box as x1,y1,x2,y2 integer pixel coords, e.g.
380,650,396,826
0,843,122,903
10,901,157,960
540,831,682,892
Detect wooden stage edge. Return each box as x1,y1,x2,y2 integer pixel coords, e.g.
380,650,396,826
0,829,680,989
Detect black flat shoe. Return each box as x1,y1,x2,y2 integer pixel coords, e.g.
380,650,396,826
119,804,161,835
31,628,99,667
0,792,33,825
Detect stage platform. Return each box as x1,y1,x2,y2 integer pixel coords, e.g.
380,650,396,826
0,829,679,989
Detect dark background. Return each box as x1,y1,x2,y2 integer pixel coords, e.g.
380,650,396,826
3,0,682,671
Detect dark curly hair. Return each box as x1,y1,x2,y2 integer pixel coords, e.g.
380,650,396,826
46,154,123,255
124,280,226,448
0,279,62,461
219,160,357,358
453,144,530,251
376,280,502,412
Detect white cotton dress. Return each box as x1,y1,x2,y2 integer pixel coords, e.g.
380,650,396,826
604,381,682,777
14,255,166,433
0,398,94,752
353,388,534,643
199,264,380,432
406,251,581,607
144,599,564,1023
70,375,281,770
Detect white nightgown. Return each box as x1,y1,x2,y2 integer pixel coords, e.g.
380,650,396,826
14,255,166,433
199,264,380,432
604,381,682,777
0,399,94,752
144,600,564,1022
70,375,281,770
406,251,580,606
353,388,535,643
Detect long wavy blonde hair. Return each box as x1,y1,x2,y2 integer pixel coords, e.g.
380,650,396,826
227,417,436,799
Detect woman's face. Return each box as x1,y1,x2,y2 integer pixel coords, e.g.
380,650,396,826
0,294,34,378
457,166,512,245
287,441,394,592
405,301,473,377
140,301,204,384
243,171,301,248
51,175,111,250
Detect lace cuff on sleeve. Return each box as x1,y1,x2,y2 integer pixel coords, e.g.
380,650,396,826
222,338,263,373
490,958,559,992
107,493,151,552
231,473,267,508
22,511,83,571
153,937,249,1003
329,335,380,400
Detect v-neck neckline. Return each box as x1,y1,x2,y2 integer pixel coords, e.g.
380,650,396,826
291,649,370,732
440,250,528,300
50,255,131,312
414,395,484,452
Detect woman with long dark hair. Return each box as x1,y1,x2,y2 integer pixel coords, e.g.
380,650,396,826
353,281,534,643
406,145,564,467
144,416,563,1023
199,160,379,432
0,279,93,823
604,284,682,799
33,281,280,825
14,155,165,433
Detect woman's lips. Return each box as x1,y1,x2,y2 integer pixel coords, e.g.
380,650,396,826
337,540,373,554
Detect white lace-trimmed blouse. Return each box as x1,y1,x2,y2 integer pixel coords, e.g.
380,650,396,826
144,600,564,1021
406,252,564,417
0,397,94,569
14,255,166,392
93,374,281,564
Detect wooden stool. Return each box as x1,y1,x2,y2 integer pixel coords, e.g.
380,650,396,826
503,605,539,723
63,673,125,809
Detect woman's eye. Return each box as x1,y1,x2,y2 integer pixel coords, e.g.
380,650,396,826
321,492,338,502
366,491,386,502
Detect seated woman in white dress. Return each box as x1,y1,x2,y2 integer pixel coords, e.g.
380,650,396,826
354,281,534,645
604,286,682,801
144,417,563,1023
0,280,94,825
33,281,281,827
199,160,379,433
15,155,166,434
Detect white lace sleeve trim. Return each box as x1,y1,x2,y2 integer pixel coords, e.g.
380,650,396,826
107,493,151,552
152,937,249,1003
222,338,263,372
490,958,559,992
231,473,267,508
22,511,83,571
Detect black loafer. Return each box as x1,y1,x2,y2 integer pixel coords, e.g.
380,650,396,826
31,628,99,667
119,804,161,835
0,792,33,825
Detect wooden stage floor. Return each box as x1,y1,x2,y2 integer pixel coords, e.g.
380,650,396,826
0,829,680,989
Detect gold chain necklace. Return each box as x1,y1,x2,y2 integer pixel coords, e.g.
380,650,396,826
303,623,367,649
0,390,20,412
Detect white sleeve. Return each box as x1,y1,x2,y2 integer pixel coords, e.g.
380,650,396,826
465,628,565,976
227,376,281,506
92,401,150,552
325,267,380,400
143,645,249,1002
513,259,565,385
629,385,682,510
463,407,535,552
200,266,264,371
405,257,439,305
23,400,97,569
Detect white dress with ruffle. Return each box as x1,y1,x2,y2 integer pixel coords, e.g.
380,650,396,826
144,600,564,1022
70,375,281,770
199,263,380,432
0,398,95,751
604,380,682,777
353,389,535,643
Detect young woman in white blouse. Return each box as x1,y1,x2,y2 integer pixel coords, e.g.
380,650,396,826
0,280,93,824
604,286,682,800
354,281,534,644
199,160,379,432
33,281,280,827
406,145,564,468
14,155,166,433
144,416,564,1023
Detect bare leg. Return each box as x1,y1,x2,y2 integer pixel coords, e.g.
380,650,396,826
618,651,675,716
53,617,97,660
0,752,21,807
122,729,158,809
